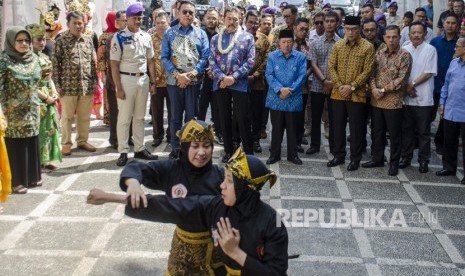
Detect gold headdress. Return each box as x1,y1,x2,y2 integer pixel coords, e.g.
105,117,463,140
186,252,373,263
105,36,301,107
25,23,45,38
177,119,215,143
225,148,277,191
67,0,91,17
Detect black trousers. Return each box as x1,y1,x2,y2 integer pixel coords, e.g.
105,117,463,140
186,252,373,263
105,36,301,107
270,110,298,159
296,93,309,144
442,119,465,172
250,89,266,142
310,92,333,151
198,77,222,137
106,82,118,146
371,106,403,164
5,136,41,187
432,92,444,148
401,105,432,163
151,87,171,141
218,89,253,154
332,100,366,162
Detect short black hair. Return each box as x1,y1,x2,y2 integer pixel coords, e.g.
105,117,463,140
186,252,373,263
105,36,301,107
66,11,84,23
362,18,377,27
282,4,298,15
362,3,374,10
334,7,345,17
295,17,310,25
313,11,325,20
261,13,273,20
116,10,126,19
444,13,459,22
179,0,195,10
245,10,259,22
236,6,246,13
409,21,427,32
223,7,240,17
414,7,427,15
384,25,401,35
403,11,414,20
325,10,340,22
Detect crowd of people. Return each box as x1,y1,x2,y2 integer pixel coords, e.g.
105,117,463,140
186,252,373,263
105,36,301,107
1,0,465,193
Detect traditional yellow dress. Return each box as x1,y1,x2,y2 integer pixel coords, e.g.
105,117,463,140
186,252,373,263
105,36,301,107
0,111,12,202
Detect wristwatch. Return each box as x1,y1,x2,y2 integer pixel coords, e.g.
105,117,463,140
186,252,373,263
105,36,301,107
412,81,416,87
351,86,356,91
380,88,385,93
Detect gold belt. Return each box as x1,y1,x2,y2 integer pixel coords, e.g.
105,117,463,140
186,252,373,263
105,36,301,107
225,265,241,276
175,226,211,244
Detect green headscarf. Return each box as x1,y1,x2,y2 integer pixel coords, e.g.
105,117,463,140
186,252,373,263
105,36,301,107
3,26,34,63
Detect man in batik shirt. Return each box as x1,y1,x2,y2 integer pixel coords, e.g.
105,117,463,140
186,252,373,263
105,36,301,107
269,5,298,51
209,7,255,163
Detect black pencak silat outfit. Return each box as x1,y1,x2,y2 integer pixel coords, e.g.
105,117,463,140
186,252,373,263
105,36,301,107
125,192,289,276
120,149,224,275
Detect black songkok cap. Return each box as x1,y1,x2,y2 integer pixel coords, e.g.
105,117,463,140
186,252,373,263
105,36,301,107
278,29,294,39
345,15,361,26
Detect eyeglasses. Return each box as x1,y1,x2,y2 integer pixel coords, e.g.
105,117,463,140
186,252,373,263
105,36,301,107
363,28,377,32
299,27,309,32
15,39,31,44
283,14,294,19
182,10,194,16
314,21,324,25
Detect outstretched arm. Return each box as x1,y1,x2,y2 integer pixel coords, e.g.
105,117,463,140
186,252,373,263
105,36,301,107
87,188,128,205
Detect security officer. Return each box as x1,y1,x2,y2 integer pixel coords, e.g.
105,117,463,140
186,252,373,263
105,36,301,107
110,3,158,166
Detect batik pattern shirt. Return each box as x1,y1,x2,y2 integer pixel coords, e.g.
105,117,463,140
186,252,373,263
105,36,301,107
369,46,412,109
152,32,167,88
250,32,270,91
97,32,113,72
52,33,97,96
308,34,341,93
209,29,256,92
329,38,375,103
0,53,41,138
161,24,209,85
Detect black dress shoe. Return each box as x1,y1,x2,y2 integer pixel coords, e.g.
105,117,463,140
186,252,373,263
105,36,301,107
253,141,262,153
419,162,429,173
134,149,158,160
151,138,163,147
169,149,180,160
362,160,384,168
435,145,443,155
116,153,128,166
296,144,304,153
388,164,399,176
301,137,308,145
327,158,344,167
222,153,232,163
399,159,411,169
287,156,302,165
347,161,360,171
435,169,456,176
461,177,465,185
266,156,281,165
306,146,320,155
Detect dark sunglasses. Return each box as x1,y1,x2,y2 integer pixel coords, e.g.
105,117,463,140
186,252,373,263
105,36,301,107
314,21,324,25
16,39,31,44
182,10,194,16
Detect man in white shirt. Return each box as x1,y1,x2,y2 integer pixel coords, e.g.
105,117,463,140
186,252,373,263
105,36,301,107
400,21,438,173
400,7,434,46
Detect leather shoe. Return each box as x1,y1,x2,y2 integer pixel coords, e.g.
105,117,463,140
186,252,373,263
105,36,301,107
266,156,281,165
296,144,304,153
78,142,96,152
435,169,456,176
419,162,429,173
253,141,262,153
222,153,232,163
461,177,465,185
134,149,158,160
151,138,163,147
388,164,399,176
287,156,302,165
169,149,180,160
347,161,360,171
306,146,320,155
327,158,344,167
399,159,411,169
62,145,72,156
301,137,308,145
362,160,384,168
116,153,128,166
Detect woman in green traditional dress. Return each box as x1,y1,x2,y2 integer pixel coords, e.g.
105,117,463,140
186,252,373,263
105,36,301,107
0,26,42,194
26,23,62,171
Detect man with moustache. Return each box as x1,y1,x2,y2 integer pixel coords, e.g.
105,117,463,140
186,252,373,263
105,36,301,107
400,8,434,46
385,1,403,27
327,15,375,171
360,3,385,42
269,5,298,51
209,7,255,162
162,0,210,159
362,25,412,176
245,10,271,153
197,8,223,145
399,22,437,173
110,3,158,166
258,13,273,38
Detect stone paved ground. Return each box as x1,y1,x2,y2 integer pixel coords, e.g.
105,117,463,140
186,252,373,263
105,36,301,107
1,113,465,276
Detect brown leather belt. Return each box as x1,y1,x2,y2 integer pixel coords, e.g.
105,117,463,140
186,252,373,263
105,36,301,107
120,71,146,77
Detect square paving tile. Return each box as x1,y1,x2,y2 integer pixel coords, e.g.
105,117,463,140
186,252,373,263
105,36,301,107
352,202,428,228
347,181,411,201
280,161,333,177
90,256,167,276
70,173,121,192
413,185,465,205
403,168,461,184
379,265,461,276
342,166,397,181
428,207,465,231
366,230,451,262
448,235,465,260
288,228,361,258
106,223,175,252
0,221,19,241
288,261,368,276
1,194,49,216
39,173,70,191
0,255,81,276
15,221,104,250
281,200,344,225
280,178,340,198
44,194,120,218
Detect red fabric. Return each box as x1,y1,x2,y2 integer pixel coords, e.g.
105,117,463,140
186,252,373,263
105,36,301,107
105,11,118,33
